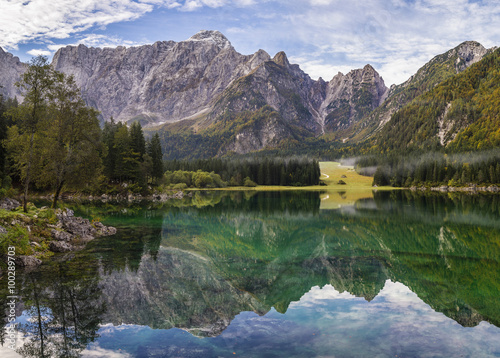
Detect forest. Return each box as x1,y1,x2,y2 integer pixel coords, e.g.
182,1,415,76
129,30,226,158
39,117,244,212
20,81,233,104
372,48,500,153
357,151,500,187
163,157,321,188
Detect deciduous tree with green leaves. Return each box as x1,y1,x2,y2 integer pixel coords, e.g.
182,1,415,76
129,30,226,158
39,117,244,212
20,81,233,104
7,56,54,212
38,73,103,208
7,57,103,208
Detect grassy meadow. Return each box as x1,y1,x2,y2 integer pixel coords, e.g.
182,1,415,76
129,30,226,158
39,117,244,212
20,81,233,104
189,162,392,208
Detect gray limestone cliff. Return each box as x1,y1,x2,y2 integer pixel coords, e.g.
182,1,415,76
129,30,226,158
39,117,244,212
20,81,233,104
3,32,492,154
50,30,388,147
319,64,388,135
0,47,25,100
203,51,387,153
51,31,270,125
0,30,388,154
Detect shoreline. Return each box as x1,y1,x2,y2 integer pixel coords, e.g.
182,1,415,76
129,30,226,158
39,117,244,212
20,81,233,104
0,199,116,270
409,185,500,193
21,182,500,205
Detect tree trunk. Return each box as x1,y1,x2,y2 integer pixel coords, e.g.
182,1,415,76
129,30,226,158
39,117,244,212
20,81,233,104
23,131,35,213
52,180,64,209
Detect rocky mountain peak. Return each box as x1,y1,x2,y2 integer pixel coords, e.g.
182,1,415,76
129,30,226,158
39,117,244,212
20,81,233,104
187,30,232,50
362,64,376,74
454,41,487,72
272,51,290,67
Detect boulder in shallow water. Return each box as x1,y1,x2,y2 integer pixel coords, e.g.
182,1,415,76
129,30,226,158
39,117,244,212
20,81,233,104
49,241,74,253
93,221,117,236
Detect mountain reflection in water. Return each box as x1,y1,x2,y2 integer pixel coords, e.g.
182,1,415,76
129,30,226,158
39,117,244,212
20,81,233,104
1,190,499,357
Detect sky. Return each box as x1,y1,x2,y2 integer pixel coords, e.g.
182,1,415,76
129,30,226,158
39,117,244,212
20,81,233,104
0,0,499,86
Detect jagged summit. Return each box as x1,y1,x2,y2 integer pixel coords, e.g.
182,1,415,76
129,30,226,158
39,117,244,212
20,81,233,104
187,30,232,50
272,51,290,67
363,64,376,72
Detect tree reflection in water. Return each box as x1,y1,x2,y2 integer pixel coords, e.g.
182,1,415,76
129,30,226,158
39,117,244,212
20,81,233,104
15,259,105,357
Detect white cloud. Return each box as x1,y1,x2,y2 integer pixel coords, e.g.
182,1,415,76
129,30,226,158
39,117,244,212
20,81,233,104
27,48,52,57
289,56,357,81
0,0,152,50
82,344,133,358
0,0,255,51
309,0,336,5
235,0,256,5
276,0,500,84
3,0,500,86
178,0,241,12
180,0,203,11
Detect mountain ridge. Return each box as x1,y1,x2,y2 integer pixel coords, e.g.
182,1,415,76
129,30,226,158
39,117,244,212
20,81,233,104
0,31,497,157
350,40,492,142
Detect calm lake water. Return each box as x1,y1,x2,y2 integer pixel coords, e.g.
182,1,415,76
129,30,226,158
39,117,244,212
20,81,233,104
1,191,500,357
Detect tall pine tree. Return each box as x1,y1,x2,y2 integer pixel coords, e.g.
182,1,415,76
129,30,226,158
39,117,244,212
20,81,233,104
148,133,163,181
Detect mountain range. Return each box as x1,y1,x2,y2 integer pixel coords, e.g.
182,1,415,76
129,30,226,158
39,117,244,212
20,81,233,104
0,30,497,157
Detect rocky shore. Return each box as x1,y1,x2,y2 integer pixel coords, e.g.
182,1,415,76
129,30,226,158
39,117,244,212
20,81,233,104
409,185,500,193
0,198,116,269
38,190,192,202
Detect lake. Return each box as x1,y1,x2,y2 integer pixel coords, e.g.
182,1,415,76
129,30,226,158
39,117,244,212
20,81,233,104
1,190,499,357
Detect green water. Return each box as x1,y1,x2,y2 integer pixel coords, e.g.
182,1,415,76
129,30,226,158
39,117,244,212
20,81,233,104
1,191,499,357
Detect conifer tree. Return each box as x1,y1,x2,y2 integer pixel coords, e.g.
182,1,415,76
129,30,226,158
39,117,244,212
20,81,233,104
130,121,146,158
102,118,119,180
148,133,163,181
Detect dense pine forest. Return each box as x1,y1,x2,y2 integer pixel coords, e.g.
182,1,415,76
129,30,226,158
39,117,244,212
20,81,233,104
357,152,500,187
163,158,321,187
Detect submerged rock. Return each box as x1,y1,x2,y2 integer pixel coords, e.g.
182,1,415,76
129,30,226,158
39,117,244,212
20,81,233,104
56,208,97,237
48,209,117,253
153,191,185,201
